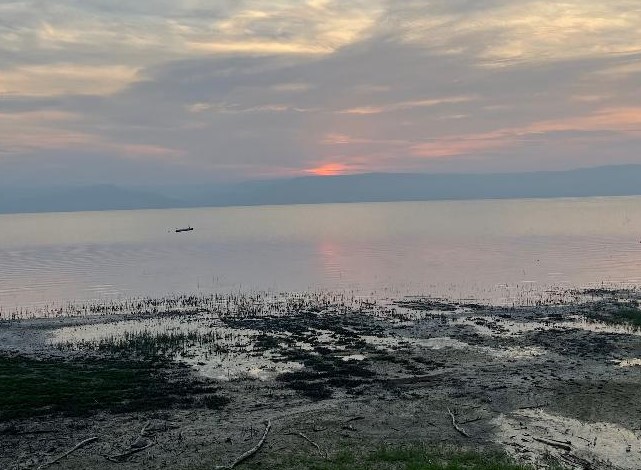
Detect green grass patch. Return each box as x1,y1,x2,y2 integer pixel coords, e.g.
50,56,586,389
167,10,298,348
0,355,227,421
241,444,537,470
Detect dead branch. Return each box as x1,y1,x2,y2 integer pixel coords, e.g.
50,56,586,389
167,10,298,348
37,436,98,469
447,408,470,438
533,437,572,451
216,419,272,470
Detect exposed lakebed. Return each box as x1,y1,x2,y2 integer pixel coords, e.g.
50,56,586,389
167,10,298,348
1,288,640,469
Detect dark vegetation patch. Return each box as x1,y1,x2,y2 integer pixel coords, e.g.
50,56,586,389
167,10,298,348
0,355,227,421
580,301,641,328
396,298,487,313
246,311,450,399
523,329,618,358
221,311,420,399
274,341,444,399
222,311,386,338
580,288,637,300
396,299,460,312
277,355,376,400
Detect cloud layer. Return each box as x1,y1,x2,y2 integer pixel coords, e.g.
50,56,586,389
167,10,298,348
1,0,640,185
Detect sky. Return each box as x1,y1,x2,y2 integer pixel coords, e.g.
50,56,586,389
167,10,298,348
1,0,641,186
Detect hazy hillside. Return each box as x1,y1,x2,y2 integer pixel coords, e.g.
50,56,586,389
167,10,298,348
1,165,640,214
0,184,181,214
192,165,641,206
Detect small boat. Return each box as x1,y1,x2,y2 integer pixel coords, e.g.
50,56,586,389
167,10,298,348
175,226,194,233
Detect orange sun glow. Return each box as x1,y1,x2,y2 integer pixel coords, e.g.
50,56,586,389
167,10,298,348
305,163,353,176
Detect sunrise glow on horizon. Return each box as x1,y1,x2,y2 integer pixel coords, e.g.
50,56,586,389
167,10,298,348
305,163,358,176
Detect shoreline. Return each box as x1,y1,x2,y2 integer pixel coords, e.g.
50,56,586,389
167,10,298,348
1,290,640,469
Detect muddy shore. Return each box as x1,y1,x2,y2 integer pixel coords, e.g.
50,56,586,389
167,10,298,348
1,290,640,469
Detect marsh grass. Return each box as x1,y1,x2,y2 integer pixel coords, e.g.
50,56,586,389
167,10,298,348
0,355,227,421
2,291,375,321
56,330,232,359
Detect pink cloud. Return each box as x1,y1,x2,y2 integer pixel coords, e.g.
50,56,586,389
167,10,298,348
412,107,641,158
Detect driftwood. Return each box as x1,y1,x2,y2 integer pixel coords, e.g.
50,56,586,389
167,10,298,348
37,436,98,469
533,437,572,451
216,419,272,470
447,408,470,438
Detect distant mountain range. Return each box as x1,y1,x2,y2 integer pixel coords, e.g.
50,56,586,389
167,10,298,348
0,185,180,214
2,164,641,214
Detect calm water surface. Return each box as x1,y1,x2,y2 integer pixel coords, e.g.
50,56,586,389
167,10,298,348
2,197,641,312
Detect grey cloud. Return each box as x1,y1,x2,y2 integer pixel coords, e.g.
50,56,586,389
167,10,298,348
1,0,641,185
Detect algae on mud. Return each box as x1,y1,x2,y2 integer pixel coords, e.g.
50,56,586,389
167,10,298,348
0,355,227,421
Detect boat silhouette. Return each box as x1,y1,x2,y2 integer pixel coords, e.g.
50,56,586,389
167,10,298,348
175,226,194,233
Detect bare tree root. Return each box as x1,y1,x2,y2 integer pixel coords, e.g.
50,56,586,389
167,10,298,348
37,436,98,469
216,419,272,469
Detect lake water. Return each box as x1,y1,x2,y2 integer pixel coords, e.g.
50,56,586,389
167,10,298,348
2,197,641,313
